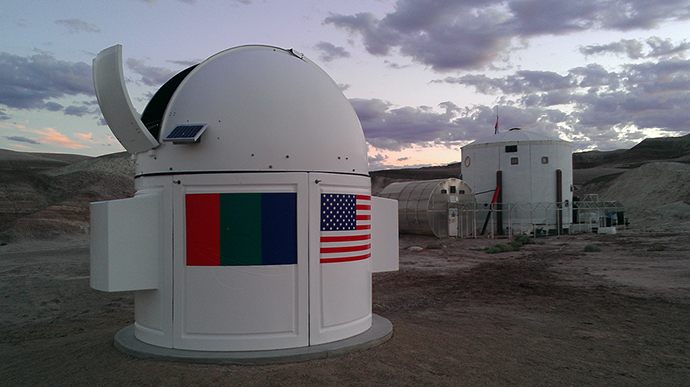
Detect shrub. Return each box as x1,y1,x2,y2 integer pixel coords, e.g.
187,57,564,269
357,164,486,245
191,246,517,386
485,243,514,254
648,245,666,251
583,245,601,252
426,243,443,250
513,235,535,246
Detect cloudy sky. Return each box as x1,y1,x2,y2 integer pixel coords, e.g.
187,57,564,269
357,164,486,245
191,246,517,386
2,0,690,169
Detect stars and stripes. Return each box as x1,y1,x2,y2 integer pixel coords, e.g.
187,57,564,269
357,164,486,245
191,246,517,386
320,193,371,264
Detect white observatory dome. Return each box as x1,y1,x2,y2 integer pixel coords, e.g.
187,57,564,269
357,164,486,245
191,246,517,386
135,45,368,176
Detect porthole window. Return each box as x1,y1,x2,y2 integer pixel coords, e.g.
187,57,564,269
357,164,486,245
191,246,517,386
464,156,471,167
511,157,519,165
541,156,549,164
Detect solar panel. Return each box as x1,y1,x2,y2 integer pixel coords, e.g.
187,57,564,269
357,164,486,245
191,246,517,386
163,124,208,144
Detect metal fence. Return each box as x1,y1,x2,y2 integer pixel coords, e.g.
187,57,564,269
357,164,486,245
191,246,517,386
453,200,625,239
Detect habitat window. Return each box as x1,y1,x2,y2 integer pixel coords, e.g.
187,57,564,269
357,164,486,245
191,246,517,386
459,190,465,194
541,156,549,164
441,189,448,194
450,186,457,193
511,157,519,165
505,145,518,153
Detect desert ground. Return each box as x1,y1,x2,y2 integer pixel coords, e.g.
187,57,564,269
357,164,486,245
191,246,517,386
2,223,689,386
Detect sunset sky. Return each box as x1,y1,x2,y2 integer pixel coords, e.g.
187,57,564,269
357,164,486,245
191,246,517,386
2,0,690,169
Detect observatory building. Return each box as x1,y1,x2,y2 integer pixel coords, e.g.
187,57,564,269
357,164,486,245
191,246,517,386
90,45,398,357
461,128,573,235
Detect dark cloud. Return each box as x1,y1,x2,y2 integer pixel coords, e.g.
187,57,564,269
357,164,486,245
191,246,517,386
435,56,690,150
646,37,690,57
443,70,573,95
314,41,351,62
368,153,400,171
64,104,91,117
0,109,9,120
125,58,177,87
0,52,93,109
368,153,389,170
580,39,645,59
44,101,64,111
54,19,100,33
325,0,690,71
4,136,40,145
350,98,488,151
167,59,201,67
350,54,690,154
580,37,690,59
383,60,411,69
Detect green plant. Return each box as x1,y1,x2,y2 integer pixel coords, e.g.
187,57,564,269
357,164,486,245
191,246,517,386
647,245,666,251
513,234,535,246
426,243,443,250
485,243,514,254
583,245,601,252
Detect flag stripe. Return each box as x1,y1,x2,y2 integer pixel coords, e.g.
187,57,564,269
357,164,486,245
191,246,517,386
260,193,297,265
321,243,371,254
186,193,220,266
321,253,371,264
321,234,371,243
220,193,262,265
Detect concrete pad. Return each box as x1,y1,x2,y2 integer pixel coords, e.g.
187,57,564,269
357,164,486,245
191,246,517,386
113,314,393,365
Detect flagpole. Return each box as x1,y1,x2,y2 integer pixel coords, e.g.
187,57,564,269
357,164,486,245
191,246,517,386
494,106,499,134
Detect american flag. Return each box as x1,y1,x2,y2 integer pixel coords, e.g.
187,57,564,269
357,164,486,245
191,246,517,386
320,193,371,264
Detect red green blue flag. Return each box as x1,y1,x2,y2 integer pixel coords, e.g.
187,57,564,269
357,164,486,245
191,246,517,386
320,194,371,264
186,193,297,266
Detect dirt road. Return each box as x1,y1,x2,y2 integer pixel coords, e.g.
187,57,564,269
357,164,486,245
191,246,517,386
1,227,689,386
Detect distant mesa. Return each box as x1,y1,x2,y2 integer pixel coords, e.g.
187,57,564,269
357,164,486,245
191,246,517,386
2,132,690,241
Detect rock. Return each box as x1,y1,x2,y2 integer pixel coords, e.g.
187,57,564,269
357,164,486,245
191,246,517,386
0,151,134,241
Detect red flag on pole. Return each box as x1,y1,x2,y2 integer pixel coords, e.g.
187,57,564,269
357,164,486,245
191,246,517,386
494,114,499,134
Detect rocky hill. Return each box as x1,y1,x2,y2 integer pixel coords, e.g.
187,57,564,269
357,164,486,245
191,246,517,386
1,133,689,240
0,150,134,242
573,133,690,169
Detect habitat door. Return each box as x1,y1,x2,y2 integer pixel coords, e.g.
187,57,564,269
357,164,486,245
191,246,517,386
308,173,373,345
171,173,309,351
448,208,458,237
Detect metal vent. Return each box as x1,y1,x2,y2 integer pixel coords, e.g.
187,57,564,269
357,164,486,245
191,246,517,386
163,124,207,144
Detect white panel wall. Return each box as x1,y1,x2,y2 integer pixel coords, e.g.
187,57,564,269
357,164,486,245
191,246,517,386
308,173,372,346
172,173,309,351
371,196,399,273
90,192,161,292
132,177,173,348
